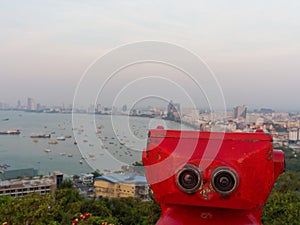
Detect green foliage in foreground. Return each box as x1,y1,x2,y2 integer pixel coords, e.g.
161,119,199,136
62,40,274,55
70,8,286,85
262,171,300,225
0,172,299,224
0,182,160,225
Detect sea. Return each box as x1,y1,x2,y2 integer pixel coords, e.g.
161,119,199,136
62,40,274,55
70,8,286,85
0,110,193,176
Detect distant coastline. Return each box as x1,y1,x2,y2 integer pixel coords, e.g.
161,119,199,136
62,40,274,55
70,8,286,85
0,108,198,130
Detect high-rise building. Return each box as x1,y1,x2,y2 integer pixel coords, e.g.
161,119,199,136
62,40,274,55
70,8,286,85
27,98,36,111
167,101,181,121
233,105,247,119
95,104,103,114
289,128,299,143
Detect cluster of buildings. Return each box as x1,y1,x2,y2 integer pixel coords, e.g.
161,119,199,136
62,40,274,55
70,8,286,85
0,168,149,200
73,173,149,199
0,98,73,113
1,97,300,150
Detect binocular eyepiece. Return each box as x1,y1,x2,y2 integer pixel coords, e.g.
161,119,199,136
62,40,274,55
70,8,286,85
176,164,238,195
211,167,238,195
176,165,202,194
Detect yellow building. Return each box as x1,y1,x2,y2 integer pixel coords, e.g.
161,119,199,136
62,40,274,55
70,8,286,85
94,173,148,199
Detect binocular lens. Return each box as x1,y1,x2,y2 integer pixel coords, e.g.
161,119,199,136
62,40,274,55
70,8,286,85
176,165,202,194
212,168,238,194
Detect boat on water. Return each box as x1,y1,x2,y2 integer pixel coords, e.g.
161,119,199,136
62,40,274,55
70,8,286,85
0,163,11,170
56,136,66,141
30,133,51,138
97,125,104,129
88,154,95,158
0,129,20,135
48,140,58,144
44,148,52,153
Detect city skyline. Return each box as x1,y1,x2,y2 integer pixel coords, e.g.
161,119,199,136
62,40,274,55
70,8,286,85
0,96,297,115
0,1,299,111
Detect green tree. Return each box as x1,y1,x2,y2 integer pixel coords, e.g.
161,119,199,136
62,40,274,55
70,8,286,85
54,187,84,223
78,216,119,225
73,174,80,180
0,193,55,225
105,197,160,225
262,190,300,225
275,147,300,172
262,172,300,225
80,197,111,218
58,179,74,189
274,171,300,192
91,170,103,179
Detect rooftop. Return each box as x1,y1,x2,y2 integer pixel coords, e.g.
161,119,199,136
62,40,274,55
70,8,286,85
0,175,54,189
0,168,38,180
95,173,147,185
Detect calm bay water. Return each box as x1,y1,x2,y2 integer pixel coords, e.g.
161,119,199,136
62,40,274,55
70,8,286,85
0,110,192,176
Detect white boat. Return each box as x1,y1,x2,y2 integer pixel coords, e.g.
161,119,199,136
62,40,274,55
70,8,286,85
88,153,95,158
56,136,66,141
44,148,52,153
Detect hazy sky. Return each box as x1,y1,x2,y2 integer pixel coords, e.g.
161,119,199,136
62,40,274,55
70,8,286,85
0,0,299,111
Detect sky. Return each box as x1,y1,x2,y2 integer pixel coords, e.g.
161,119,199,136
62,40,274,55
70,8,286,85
0,0,299,111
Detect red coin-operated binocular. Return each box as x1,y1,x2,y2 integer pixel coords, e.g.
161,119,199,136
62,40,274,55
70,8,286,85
143,128,284,225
